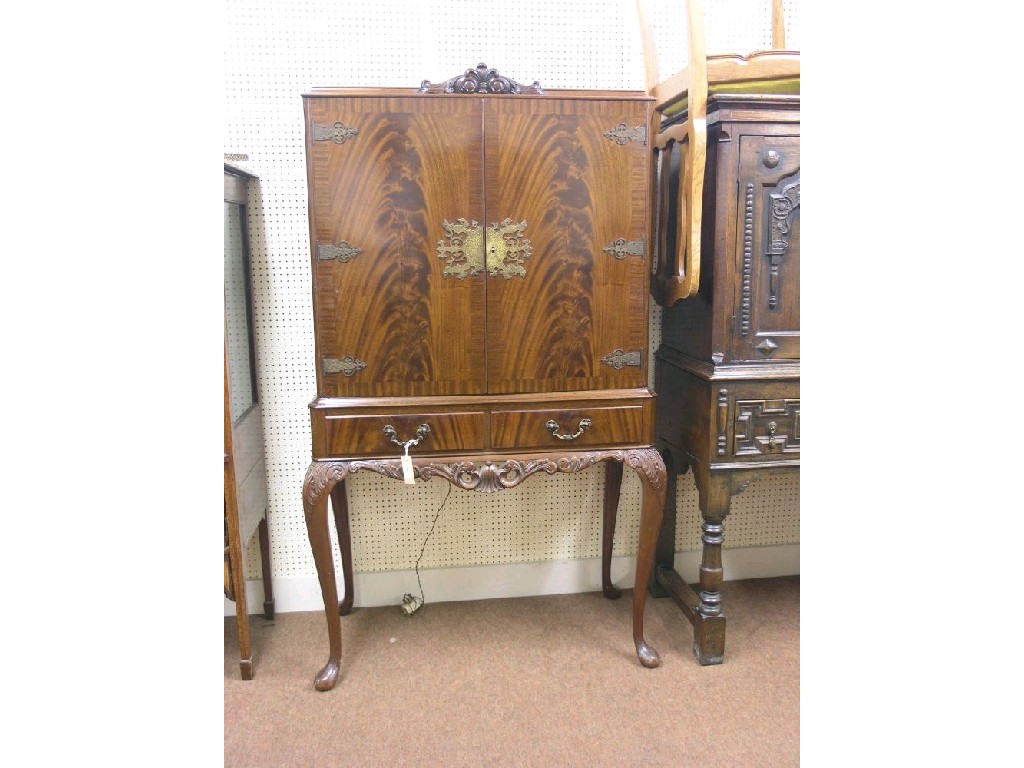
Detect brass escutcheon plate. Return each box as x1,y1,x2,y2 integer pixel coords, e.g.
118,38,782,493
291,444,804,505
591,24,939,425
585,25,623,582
437,218,532,279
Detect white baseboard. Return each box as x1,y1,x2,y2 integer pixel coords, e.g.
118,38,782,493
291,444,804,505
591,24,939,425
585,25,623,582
224,544,799,616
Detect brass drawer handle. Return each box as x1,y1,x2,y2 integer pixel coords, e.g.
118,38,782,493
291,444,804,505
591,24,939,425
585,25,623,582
766,421,778,448
546,418,592,441
382,424,431,451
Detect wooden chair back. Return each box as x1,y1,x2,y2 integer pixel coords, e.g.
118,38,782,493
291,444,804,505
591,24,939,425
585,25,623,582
638,0,799,305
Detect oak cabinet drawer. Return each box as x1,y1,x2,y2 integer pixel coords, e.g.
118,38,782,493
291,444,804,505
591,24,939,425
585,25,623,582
490,406,645,451
318,411,486,458
731,396,800,459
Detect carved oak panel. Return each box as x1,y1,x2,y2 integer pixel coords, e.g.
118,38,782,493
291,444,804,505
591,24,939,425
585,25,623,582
732,134,800,362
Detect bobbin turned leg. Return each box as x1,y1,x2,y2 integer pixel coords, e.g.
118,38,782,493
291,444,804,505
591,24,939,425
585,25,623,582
648,462,761,666
694,513,728,665
688,469,757,665
601,460,624,599
626,448,667,668
303,461,349,691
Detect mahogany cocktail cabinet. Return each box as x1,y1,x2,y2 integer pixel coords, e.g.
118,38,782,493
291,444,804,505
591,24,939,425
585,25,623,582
300,66,667,691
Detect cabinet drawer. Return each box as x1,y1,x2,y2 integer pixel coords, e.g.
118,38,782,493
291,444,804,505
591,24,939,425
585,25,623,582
318,411,486,458
490,406,645,451
731,397,800,460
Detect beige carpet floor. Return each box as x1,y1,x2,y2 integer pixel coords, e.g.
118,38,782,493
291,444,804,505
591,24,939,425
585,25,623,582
225,575,799,767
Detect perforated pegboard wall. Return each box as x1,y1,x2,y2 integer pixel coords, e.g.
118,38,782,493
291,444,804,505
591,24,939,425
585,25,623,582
228,0,800,586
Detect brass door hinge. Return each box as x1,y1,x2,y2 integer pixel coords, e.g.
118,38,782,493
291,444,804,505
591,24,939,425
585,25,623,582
603,238,644,260
312,121,359,144
323,356,367,376
317,241,363,262
600,349,642,369
603,123,647,145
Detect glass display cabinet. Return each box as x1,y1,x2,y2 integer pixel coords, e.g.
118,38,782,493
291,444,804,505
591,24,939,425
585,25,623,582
224,164,274,680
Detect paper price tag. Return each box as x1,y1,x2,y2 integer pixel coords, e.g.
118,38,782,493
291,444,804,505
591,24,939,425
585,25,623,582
401,453,415,484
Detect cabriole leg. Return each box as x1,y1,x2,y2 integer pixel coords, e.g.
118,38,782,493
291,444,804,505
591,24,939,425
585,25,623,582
626,448,667,668
330,480,355,616
601,459,624,599
303,461,349,691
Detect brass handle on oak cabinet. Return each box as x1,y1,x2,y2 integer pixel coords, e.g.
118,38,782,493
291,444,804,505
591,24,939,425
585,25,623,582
546,418,592,441
766,421,778,447
383,424,431,450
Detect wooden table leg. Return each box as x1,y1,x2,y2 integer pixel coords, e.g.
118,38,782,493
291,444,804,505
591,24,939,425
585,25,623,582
601,460,624,599
227,550,253,680
693,509,727,664
625,448,667,668
689,468,758,665
330,480,355,616
648,445,685,598
258,516,275,620
303,461,348,691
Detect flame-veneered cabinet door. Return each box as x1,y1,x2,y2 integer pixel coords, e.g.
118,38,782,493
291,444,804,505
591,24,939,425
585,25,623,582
306,96,486,397
482,97,651,394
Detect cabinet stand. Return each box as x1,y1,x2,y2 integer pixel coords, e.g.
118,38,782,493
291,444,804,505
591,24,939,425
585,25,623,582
303,448,666,692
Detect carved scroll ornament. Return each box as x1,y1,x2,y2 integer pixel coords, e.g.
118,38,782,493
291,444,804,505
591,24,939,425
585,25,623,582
304,449,664,503
419,63,543,95
767,181,800,310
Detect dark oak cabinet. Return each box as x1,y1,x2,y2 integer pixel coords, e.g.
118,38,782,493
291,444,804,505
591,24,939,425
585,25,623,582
652,95,800,664
300,70,668,691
